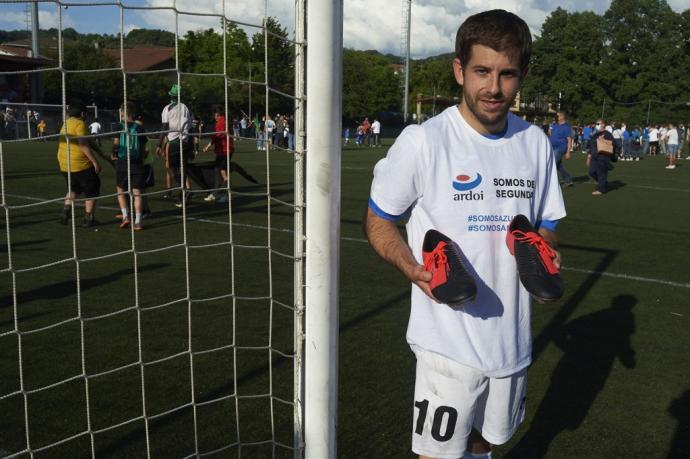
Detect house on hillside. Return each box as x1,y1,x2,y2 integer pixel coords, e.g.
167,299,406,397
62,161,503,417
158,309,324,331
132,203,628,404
103,46,174,72
0,43,53,102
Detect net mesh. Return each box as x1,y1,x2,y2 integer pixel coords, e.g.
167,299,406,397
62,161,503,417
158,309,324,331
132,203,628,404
0,1,304,457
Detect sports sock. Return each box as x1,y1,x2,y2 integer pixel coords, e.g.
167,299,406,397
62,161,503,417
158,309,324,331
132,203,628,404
135,213,142,225
121,208,129,220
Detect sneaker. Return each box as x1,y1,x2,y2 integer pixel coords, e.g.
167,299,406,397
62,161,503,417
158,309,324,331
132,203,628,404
217,194,229,204
592,190,603,196
204,193,216,202
59,207,71,225
82,213,97,228
163,190,172,199
141,210,152,220
506,215,564,302
565,182,574,187
665,165,676,169
422,229,477,306
133,223,143,231
120,218,131,229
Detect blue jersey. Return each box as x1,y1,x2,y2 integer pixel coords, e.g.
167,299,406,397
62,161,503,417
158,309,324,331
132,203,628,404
549,122,571,150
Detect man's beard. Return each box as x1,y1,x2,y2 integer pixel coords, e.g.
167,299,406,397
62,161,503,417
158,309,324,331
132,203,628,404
464,92,511,129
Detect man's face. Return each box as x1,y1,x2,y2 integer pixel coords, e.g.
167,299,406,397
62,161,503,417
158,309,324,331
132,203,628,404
453,44,522,134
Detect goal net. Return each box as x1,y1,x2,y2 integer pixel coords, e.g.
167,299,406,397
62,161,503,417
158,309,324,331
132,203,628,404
0,0,326,457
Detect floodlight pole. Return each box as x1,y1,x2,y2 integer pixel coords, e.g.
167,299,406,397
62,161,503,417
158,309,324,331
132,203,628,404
30,2,42,104
402,0,412,123
304,0,342,457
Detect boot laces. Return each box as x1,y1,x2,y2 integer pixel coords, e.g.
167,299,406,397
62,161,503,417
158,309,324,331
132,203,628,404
511,230,558,274
424,241,448,274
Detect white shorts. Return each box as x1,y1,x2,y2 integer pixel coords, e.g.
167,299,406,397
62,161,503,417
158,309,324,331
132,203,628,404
411,350,527,459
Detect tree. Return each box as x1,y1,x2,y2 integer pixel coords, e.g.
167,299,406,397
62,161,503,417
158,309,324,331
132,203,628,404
342,49,400,119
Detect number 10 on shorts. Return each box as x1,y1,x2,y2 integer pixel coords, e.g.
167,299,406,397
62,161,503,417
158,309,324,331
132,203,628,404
414,399,458,442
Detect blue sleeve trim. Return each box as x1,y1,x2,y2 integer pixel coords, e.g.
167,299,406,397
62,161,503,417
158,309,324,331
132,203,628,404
368,197,405,222
536,219,559,232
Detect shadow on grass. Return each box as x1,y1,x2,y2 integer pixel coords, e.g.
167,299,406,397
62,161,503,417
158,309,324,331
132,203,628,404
0,263,169,326
667,390,690,458
507,294,637,458
94,289,410,457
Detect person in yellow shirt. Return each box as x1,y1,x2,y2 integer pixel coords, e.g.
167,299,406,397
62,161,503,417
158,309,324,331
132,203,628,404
37,119,46,140
57,104,102,227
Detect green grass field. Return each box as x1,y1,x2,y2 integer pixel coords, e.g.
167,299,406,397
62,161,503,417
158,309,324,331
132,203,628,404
1,137,689,458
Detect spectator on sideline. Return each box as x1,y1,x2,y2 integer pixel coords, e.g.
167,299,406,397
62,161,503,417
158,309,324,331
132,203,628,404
631,126,642,161
588,117,615,196
37,119,47,140
287,115,295,151
371,118,382,147
659,124,668,156
582,122,593,153
112,102,146,230
265,115,275,148
57,103,101,227
549,111,573,187
641,124,650,157
155,83,193,207
240,115,248,138
362,117,371,146
612,123,622,160
232,116,240,138
89,117,102,147
648,124,659,156
203,106,234,202
343,126,351,145
664,122,679,169
365,10,565,458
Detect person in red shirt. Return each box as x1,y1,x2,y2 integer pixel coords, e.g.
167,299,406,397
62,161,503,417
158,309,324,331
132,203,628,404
203,107,235,202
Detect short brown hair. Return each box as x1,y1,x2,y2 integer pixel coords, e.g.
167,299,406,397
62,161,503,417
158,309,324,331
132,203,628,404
455,9,532,78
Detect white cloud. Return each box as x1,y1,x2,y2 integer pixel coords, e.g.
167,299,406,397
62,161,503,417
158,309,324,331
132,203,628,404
132,0,690,58
0,9,75,31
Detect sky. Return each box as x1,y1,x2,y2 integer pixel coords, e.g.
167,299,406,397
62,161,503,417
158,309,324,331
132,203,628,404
1,0,689,58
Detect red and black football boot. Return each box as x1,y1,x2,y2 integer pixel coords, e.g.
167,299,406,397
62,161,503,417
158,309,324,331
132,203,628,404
506,214,564,302
422,229,477,306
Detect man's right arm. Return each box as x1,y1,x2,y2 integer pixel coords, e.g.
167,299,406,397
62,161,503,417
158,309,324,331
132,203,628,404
364,207,436,301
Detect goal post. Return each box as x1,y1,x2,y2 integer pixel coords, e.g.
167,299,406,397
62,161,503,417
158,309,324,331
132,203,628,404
304,1,343,458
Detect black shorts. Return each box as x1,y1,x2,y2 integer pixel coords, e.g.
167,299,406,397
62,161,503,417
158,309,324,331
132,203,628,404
167,139,193,169
144,164,155,188
115,160,146,190
215,155,229,171
62,167,100,198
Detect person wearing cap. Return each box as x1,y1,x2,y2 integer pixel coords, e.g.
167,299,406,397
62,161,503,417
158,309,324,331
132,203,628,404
156,84,193,206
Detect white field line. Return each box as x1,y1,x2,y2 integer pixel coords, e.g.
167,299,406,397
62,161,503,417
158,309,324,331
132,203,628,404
7,193,690,289
630,185,690,193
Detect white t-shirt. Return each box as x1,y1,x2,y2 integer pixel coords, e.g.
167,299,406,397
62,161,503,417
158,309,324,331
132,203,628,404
372,120,381,134
89,121,101,135
369,107,566,377
161,102,191,141
666,128,679,145
649,128,659,142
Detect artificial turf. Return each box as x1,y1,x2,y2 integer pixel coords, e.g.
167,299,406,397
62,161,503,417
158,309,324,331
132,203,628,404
1,137,689,458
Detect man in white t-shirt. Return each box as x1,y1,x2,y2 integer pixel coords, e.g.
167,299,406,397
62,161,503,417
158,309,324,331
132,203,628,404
365,10,565,459
371,119,382,147
89,118,102,146
156,84,193,205
664,123,679,169
648,125,659,156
